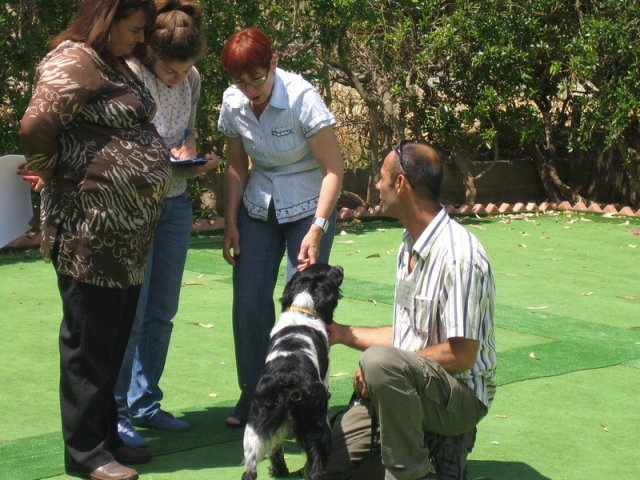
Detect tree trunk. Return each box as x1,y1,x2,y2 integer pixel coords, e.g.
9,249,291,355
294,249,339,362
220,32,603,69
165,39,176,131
526,143,581,203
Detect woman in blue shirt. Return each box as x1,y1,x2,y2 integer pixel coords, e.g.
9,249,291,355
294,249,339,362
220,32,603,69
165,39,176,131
217,27,344,427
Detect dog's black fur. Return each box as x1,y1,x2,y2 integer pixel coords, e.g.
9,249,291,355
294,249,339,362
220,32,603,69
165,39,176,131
241,263,344,480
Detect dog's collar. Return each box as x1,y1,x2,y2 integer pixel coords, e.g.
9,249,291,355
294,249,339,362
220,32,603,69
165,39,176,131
287,305,321,319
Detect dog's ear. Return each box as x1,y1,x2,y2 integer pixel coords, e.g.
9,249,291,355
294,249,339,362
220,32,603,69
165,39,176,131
328,265,344,287
302,381,329,411
310,268,343,323
254,374,285,409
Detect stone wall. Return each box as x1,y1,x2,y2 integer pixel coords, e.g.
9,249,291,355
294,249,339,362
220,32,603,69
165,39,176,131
342,158,546,205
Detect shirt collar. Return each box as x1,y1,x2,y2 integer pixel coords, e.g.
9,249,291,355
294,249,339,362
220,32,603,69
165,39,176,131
269,68,288,109
402,206,450,260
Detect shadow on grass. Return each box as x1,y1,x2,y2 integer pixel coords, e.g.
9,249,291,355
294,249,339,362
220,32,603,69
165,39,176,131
134,405,352,475
468,460,552,480
0,247,43,265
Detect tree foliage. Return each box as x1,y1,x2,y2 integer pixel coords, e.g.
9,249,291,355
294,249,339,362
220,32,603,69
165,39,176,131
2,0,639,206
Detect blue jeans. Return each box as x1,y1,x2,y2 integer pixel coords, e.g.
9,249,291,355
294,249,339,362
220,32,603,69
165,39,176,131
231,204,336,420
114,193,193,422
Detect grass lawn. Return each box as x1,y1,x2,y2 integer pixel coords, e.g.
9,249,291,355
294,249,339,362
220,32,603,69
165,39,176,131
1,211,639,480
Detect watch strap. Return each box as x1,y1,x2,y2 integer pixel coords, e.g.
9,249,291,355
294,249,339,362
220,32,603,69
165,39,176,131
312,216,329,233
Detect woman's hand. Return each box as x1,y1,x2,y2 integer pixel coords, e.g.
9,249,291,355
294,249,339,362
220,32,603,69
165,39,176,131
223,223,240,266
194,152,220,175
171,142,197,161
16,163,47,192
296,226,324,271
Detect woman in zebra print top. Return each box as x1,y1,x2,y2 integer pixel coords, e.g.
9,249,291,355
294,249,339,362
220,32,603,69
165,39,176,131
19,1,170,478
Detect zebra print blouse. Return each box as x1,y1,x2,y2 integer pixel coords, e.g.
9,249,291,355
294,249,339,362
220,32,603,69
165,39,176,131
19,41,171,288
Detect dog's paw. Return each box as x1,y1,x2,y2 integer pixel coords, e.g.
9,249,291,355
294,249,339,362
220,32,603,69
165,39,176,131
268,448,290,478
241,470,257,480
289,467,305,478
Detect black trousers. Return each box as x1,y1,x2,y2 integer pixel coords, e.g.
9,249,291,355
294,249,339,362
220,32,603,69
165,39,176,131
56,272,140,474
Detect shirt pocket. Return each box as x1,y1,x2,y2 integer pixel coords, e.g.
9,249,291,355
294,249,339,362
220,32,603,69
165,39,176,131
411,295,435,340
270,124,297,152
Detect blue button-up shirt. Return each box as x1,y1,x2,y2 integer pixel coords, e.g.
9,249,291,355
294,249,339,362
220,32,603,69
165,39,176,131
217,68,336,223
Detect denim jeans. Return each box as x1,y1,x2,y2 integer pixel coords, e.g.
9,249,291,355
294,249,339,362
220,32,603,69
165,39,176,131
231,204,336,420
114,193,193,422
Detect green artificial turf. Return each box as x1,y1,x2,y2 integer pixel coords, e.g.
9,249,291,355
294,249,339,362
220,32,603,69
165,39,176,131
1,211,639,480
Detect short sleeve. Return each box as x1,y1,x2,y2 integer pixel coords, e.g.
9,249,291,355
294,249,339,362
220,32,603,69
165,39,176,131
187,67,201,130
297,87,336,138
217,88,241,138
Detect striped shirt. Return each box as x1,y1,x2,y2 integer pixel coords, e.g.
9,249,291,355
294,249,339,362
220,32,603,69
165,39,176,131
392,208,497,407
217,68,336,223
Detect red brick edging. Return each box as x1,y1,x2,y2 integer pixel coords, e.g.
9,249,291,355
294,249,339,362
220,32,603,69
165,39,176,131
4,201,639,250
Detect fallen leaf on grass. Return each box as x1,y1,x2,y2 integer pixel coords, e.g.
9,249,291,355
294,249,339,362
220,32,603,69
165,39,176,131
628,244,638,249
518,243,528,248
520,232,531,236
337,240,355,244
189,322,214,328
581,292,594,296
208,392,218,398
183,281,207,286
616,295,638,301
529,352,541,360
366,253,381,259
330,372,350,378
526,305,548,310
505,273,517,277
495,414,508,419
601,424,609,433
376,228,387,232
579,217,593,222
368,299,378,306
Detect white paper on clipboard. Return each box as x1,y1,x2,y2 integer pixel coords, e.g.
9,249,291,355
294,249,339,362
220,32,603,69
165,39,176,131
0,154,34,247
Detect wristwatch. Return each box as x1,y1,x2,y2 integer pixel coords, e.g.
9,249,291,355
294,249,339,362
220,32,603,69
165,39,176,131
312,216,330,234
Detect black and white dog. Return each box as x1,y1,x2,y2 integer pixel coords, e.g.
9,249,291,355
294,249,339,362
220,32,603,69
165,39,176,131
241,263,344,480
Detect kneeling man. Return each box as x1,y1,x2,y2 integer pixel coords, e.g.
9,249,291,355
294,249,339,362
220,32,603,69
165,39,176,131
326,141,496,480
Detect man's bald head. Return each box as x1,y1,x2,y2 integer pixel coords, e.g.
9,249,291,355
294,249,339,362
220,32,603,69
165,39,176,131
393,141,443,202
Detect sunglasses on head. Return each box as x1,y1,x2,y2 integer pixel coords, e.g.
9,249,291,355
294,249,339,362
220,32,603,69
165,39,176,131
394,139,417,185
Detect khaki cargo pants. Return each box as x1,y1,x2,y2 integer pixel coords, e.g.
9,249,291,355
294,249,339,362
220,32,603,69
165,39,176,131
325,346,487,480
